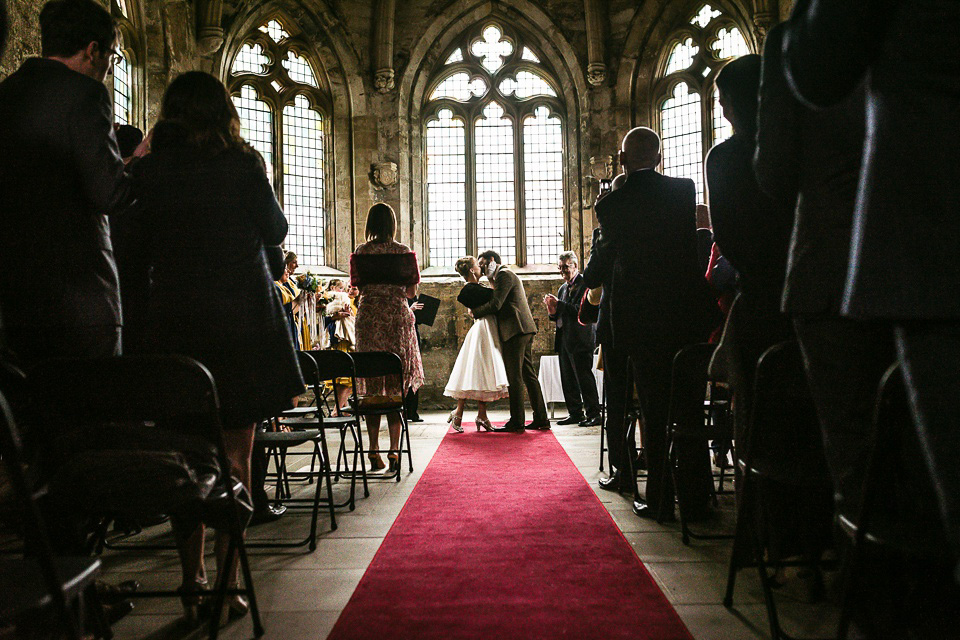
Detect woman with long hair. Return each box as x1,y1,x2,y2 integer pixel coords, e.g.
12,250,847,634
125,71,303,623
350,204,424,472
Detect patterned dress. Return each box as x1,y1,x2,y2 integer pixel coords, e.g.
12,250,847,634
354,240,425,397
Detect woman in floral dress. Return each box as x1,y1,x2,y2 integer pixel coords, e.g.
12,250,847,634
351,204,424,472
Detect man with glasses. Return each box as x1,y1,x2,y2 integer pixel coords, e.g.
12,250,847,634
545,251,601,427
0,0,147,363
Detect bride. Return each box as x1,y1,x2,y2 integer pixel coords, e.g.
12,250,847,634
444,256,509,432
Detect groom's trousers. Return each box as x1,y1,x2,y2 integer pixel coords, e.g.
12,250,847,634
501,332,548,424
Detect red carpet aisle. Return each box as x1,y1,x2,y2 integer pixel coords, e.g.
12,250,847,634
327,427,694,640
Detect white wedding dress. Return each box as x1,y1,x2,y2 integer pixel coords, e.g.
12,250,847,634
444,315,510,401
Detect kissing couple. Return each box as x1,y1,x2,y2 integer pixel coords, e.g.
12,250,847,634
443,250,550,433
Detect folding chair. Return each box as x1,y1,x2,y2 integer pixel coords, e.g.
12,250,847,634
0,385,110,640
349,352,413,482
837,363,953,639
660,342,735,544
30,356,264,640
722,341,833,640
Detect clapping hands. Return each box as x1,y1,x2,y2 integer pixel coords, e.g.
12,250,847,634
543,294,559,315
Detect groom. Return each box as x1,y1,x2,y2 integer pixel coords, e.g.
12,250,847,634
473,250,549,432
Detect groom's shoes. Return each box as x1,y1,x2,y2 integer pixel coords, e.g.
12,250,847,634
556,414,584,426
526,419,551,431
579,414,603,427
493,421,525,433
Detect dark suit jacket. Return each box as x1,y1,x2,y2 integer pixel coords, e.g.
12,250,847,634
472,266,537,342
582,226,613,347
785,0,960,319
586,169,718,351
0,58,128,331
550,273,595,352
706,134,793,305
756,23,865,316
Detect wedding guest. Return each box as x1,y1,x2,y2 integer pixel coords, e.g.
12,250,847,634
404,294,425,422
706,55,794,422
351,204,424,473
123,71,303,621
0,0,146,364
443,255,508,432
787,0,960,624
545,251,600,427
276,251,304,350
588,127,718,520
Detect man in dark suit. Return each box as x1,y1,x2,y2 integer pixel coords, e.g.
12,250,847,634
473,250,549,432
545,250,601,427
0,0,143,363
586,127,717,520
786,0,960,617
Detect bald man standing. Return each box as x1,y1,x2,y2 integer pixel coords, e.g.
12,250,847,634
584,127,718,521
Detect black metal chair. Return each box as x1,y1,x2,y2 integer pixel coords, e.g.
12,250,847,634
251,352,338,549
0,385,110,640
837,363,954,639
598,369,607,472
660,342,735,543
29,355,264,640
349,351,413,482
722,341,833,640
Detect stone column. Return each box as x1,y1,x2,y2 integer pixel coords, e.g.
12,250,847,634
372,0,396,93
752,0,779,47
584,0,606,86
196,0,224,57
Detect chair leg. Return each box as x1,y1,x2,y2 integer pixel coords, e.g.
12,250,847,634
320,438,337,531
724,471,755,608
353,423,369,498
207,536,236,640
235,537,264,638
753,526,784,640
599,419,606,472
404,414,413,473
85,582,112,640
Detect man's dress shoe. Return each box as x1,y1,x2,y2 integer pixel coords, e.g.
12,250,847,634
579,414,603,427
598,472,622,492
526,420,551,431
632,499,676,522
493,421,525,433
556,415,584,426
250,503,286,526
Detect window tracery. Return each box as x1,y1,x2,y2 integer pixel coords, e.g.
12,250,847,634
228,17,331,267
424,23,565,267
655,3,752,201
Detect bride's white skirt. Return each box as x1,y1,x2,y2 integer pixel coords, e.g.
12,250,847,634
444,316,510,401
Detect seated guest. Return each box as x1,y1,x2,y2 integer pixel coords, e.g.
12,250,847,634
545,250,600,426
351,204,424,473
124,71,303,622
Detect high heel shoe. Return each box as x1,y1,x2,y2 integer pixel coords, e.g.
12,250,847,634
219,590,249,626
387,452,400,473
368,452,386,470
476,417,493,432
447,411,464,433
177,578,209,627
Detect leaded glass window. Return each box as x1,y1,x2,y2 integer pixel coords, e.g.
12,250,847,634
655,4,752,201
113,51,132,125
228,17,332,267
424,23,565,267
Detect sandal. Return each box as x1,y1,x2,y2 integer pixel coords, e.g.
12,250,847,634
387,452,400,474
368,452,386,470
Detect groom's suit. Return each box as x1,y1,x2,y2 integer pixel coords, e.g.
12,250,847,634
472,265,548,426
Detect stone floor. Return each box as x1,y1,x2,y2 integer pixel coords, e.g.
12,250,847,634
104,410,840,639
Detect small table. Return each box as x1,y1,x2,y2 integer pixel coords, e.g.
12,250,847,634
538,353,604,418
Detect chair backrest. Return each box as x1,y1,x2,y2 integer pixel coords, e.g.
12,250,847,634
30,355,222,438
304,349,356,384
296,351,321,387
667,343,716,430
861,363,944,540
746,340,830,485
351,351,403,379
0,389,84,638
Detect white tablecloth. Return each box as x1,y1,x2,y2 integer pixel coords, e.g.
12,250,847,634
538,353,604,408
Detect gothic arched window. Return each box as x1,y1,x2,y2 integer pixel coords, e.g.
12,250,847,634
111,0,139,126
424,23,565,267
655,4,750,201
228,18,331,267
